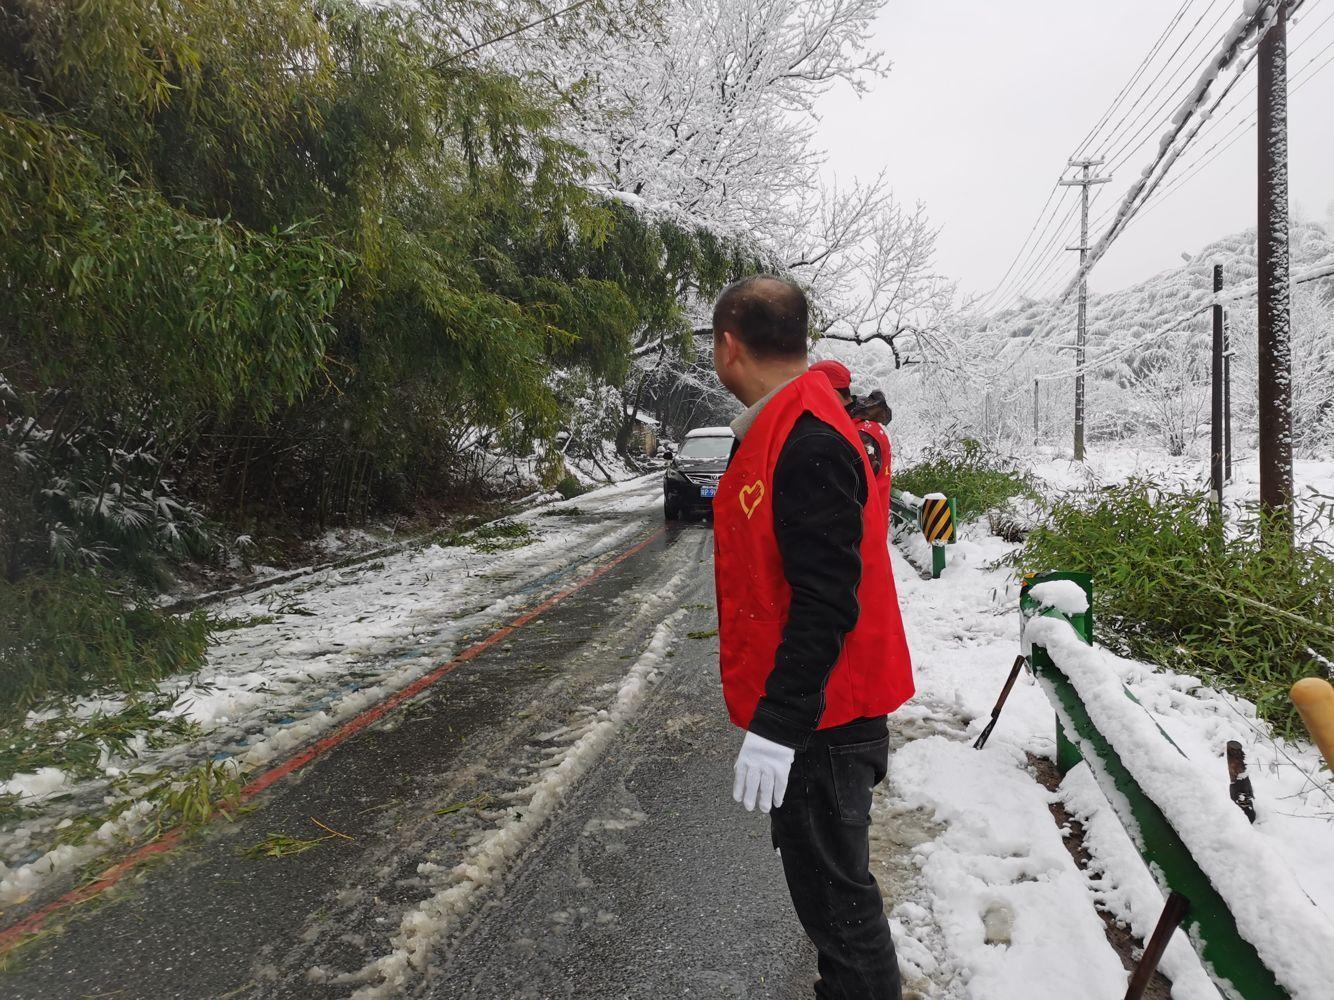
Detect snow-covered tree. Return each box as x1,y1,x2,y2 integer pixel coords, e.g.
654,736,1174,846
527,0,887,234
496,0,959,448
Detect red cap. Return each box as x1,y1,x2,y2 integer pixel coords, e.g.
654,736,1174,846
809,359,852,391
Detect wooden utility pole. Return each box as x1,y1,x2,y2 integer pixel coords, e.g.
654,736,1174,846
1211,264,1225,508
1258,0,1293,542
1060,158,1113,461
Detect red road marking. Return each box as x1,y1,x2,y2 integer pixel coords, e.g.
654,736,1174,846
0,525,667,954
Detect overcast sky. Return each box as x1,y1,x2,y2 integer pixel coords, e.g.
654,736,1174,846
813,0,1334,302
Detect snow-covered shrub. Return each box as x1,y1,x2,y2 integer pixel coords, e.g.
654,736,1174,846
1019,481,1334,735
1127,337,1210,457
1,385,215,584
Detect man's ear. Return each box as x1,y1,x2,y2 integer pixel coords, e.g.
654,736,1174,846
714,329,732,367
725,333,747,368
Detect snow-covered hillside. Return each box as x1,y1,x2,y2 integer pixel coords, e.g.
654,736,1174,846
814,222,1334,462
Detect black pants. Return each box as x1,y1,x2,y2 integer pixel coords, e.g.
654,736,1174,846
770,716,900,1000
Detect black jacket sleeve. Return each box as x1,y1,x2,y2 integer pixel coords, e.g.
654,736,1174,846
748,415,867,749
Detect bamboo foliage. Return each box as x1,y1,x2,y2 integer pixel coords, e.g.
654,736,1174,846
0,0,757,709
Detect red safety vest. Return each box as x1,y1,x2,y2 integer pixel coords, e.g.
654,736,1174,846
713,372,914,732
856,418,893,522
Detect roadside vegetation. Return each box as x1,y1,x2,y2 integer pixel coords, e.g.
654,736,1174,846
893,440,1038,522
891,442,1334,737
1018,481,1334,737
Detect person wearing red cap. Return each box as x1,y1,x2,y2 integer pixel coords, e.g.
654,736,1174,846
711,277,913,1000
808,358,853,395
811,360,893,523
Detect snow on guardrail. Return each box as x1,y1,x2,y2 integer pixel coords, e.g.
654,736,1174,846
1026,613,1334,1000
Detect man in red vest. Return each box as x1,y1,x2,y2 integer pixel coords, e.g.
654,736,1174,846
810,360,893,521
711,277,914,1000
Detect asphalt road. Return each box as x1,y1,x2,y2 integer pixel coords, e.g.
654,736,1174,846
3,498,819,1000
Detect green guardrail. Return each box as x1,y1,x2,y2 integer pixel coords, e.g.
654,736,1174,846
1020,571,1288,999
889,489,956,579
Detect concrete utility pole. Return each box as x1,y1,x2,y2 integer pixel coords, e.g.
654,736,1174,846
1258,0,1293,543
1060,158,1113,461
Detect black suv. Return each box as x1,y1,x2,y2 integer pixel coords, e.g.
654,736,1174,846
662,427,733,521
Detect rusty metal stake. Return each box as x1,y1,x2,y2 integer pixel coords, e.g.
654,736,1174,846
973,656,1028,750
1227,740,1257,823
1124,891,1191,1000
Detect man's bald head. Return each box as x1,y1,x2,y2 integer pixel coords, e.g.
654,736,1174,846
712,276,809,360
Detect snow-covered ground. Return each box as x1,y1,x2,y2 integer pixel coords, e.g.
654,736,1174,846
879,513,1334,999
0,475,663,909
1028,443,1334,548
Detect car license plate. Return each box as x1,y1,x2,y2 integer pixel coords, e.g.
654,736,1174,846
701,485,717,498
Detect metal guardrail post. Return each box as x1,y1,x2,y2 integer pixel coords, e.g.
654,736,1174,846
888,490,956,579
888,490,920,534
1023,571,1289,999
1021,571,1093,775
919,493,956,579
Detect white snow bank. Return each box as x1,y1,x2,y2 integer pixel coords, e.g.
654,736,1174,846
1058,764,1223,1000
0,767,68,803
1027,616,1334,999
888,737,1128,999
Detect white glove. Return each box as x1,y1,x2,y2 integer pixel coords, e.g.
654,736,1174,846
732,731,795,813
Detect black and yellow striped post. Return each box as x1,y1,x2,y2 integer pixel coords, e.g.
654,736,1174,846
919,493,956,578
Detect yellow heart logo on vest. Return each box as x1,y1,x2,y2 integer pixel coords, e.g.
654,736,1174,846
739,480,765,518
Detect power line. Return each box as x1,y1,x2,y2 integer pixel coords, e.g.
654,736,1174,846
975,183,1065,314
987,0,1322,320
1002,182,1119,309
984,0,1227,315
1115,10,1334,235
1138,2,1334,199
1097,0,1236,167
1020,188,1114,303
1059,0,1305,306
988,0,1330,404
432,0,598,69
1087,0,1230,160
1071,0,1202,159
984,1,1209,313
985,190,1081,314
997,207,1080,308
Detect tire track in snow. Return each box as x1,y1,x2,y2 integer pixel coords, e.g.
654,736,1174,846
326,602,691,997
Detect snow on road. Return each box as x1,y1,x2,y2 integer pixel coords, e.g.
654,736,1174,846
331,588,694,997
1,476,663,910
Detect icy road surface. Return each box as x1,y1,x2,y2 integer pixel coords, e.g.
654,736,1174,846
3,482,823,999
